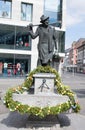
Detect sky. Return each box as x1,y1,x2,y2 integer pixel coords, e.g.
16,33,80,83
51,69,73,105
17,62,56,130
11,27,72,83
66,0,85,49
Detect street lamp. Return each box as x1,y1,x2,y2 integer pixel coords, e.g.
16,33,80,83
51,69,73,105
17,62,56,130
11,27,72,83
71,57,74,76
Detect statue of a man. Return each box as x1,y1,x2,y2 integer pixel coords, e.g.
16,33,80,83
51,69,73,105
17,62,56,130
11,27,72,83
28,15,57,66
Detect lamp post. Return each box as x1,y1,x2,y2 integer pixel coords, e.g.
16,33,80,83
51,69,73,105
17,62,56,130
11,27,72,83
71,58,74,76
73,63,74,76
72,52,75,76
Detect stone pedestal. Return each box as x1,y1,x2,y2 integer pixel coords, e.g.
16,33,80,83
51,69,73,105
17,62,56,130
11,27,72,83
33,73,56,94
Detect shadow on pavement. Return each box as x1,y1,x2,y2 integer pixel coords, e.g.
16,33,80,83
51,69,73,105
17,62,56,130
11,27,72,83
1,112,28,128
58,113,71,127
1,111,71,129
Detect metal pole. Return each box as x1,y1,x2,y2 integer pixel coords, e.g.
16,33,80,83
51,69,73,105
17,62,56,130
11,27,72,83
27,21,62,27
73,64,74,76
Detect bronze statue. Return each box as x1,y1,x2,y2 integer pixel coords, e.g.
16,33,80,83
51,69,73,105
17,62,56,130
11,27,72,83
28,15,57,66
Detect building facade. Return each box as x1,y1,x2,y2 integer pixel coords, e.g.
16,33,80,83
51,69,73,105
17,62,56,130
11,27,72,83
64,38,85,73
0,0,66,77
76,39,85,73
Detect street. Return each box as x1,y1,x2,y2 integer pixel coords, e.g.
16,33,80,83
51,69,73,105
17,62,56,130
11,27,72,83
61,71,85,116
0,77,25,94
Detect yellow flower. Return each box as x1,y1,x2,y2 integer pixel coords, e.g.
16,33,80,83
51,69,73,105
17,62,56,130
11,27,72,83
39,109,42,113
28,107,30,110
48,110,50,113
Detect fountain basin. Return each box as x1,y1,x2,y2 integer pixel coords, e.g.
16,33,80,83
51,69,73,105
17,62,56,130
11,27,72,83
13,93,69,107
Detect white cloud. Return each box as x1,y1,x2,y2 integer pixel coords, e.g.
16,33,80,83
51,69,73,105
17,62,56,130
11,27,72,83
66,0,85,27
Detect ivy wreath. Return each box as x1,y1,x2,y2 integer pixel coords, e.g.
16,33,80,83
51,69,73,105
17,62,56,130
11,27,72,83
4,66,80,118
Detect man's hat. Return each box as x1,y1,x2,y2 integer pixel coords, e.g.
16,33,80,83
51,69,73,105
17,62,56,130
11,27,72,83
40,15,49,23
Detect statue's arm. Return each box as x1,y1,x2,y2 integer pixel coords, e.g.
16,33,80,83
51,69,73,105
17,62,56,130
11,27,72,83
28,27,39,39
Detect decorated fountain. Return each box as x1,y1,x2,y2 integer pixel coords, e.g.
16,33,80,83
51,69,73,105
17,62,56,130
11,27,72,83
4,66,80,118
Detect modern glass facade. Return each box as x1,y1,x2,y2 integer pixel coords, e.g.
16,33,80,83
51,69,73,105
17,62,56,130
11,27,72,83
44,0,62,28
0,0,12,18
0,0,66,77
0,24,32,76
44,0,65,53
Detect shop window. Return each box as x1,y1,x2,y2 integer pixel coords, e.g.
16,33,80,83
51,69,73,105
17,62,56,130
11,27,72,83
0,0,12,18
0,25,31,50
21,2,33,21
16,34,31,49
0,57,31,77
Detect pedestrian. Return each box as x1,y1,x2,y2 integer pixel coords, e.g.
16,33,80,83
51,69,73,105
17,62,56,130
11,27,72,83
16,63,21,75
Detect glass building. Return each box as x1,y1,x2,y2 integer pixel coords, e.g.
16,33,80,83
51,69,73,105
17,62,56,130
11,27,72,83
0,0,66,77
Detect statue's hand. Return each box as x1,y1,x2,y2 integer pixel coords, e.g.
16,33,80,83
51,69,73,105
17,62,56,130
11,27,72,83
27,23,33,30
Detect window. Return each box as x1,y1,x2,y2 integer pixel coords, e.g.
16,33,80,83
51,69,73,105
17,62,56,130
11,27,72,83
0,54,31,76
16,34,31,50
57,31,65,53
0,25,31,50
21,2,33,21
44,0,62,27
0,0,12,18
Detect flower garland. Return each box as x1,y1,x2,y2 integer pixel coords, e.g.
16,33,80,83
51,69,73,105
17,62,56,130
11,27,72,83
4,66,80,118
